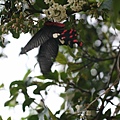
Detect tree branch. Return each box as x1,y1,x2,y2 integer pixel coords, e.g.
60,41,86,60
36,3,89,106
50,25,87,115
68,82,90,94
84,79,119,111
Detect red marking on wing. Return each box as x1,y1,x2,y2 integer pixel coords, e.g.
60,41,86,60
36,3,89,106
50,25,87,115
70,35,73,38
61,29,67,35
61,36,66,39
45,21,65,27
73,39,78,43
79,42,83,47
69,29,73,34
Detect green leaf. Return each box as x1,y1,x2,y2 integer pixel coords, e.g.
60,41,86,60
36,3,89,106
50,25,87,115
36,71,59,81
67,47,76,58
44,70,59,81
98,0,113,11
7,117,11,120
60,112,67,119
10,80,27,96
0,83,4,88
33,0,48,9
22,69,31,81
60,72,67,82
28,115,38,120
23,98,35,112
54,0,67,5
115,114,120,119
56,52,67,64
115,24,120,30
33,82,56,94
10,29,20,38
67,62,81,72
60,101,65,110
0,116,3,120
60,112,78,120
112,0,120,24
4,94,18,107
0,41,5,48
35,75,45,80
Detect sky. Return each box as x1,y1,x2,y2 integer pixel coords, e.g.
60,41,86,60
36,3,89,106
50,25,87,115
0,33,65,120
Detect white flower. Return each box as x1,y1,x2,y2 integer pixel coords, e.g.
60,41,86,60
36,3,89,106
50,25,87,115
68,0,86,12
44,0,54,4
67,0,74,4
43,3,67,22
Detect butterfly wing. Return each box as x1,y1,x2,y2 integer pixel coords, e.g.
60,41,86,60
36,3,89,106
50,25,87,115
20,22,64,54
37,38,59,75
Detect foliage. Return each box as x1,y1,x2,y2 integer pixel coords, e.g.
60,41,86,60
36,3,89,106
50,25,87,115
0,0,120,120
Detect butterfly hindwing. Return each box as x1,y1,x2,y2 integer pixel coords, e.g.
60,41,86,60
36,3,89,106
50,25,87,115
37,38,59,74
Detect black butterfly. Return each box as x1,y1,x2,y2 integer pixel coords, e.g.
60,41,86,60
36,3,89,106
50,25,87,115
20,21,82,75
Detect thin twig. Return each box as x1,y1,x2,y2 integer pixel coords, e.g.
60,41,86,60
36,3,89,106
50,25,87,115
108,49,120,85
68,82,90,94
72,61,93,72
117,51,120,75
84,79,119,111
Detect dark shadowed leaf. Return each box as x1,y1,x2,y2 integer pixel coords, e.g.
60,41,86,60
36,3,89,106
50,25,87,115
36,71,59,81
33,82,56,94
23,98,35,112
54,0,67,5
112,0,120,26
10,81,27,96
33,0,48,9
28,115,38,120
10,29,20,38
0,41,5,48
60,72,67,82
44,70,59,81
35,75,45,80
99,0,112,11
60,112,78,120
104,109,111,118
114,114,120,119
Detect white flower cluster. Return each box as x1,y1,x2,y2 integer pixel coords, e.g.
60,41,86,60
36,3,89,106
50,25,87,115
43,2,67,22
44,0,54,4
68,0,86,12
43,0,86,22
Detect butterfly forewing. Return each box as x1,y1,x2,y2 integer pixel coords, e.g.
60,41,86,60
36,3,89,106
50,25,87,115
20,24,63,54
